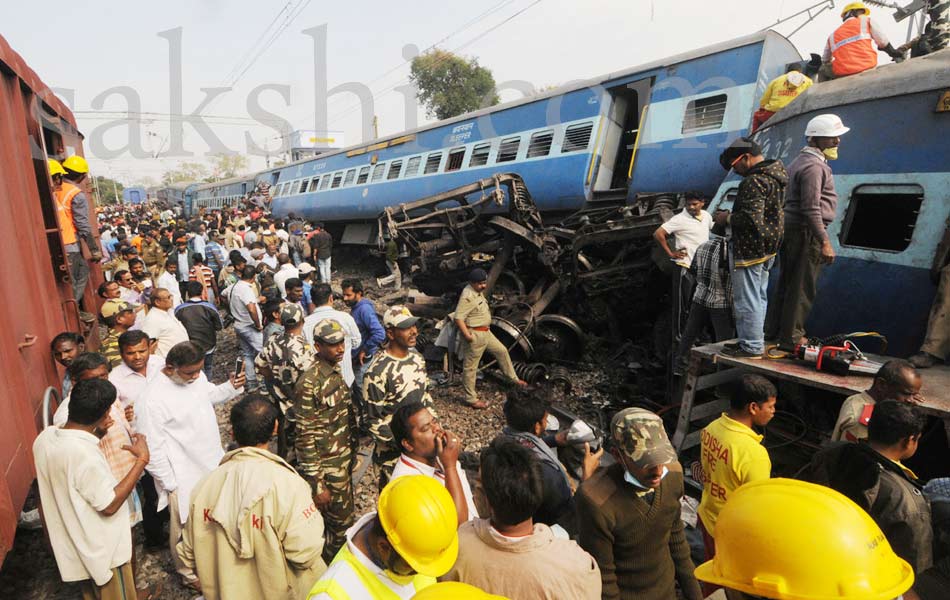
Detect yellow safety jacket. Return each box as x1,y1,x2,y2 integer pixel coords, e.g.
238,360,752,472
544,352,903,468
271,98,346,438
307,544,434,599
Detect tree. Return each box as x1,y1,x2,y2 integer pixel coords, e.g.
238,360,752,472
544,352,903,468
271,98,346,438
210,153,249,180
410,49,499,120
92,175,124,205
161,161,209,185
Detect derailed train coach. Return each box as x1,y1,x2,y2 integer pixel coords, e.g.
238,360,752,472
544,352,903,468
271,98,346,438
709,48,950,357
0,34,103,561
262,31,802,241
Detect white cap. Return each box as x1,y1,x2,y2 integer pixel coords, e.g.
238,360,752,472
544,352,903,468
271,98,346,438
805,114,850,138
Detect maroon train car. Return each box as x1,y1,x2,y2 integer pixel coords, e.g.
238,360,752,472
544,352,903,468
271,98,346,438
0,33,103,562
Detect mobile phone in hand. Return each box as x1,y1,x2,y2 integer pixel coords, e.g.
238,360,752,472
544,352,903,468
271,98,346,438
233,358,244,378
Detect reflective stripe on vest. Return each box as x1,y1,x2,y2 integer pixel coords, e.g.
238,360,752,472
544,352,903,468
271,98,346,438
828,16,877,76
307,544,435,600
56,182,80,245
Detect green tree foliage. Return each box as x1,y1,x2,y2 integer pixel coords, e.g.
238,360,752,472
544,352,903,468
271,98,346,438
410,49,499,120
210,153,249,180
161,161,209,185
93,175,124,205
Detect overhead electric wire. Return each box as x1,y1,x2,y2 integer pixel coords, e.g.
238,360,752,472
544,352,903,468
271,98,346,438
227,0,313,89
323,0,545,126
220,1,296,86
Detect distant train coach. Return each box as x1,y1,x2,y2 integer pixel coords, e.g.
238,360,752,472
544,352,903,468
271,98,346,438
122,186,147,204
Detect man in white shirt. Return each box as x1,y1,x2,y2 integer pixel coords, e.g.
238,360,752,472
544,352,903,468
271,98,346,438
262,243,280,270
230,265,264,386
274,253,300,298
303,283,361,386
141,288,190,357
653,193,712,335
108,329,167,548
390,402,478,524
33,378,149,599
137,341,245,587
156,259,182,307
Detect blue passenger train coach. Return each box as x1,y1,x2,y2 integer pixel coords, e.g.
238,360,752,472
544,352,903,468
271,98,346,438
258,31,799,237
709,49,950,357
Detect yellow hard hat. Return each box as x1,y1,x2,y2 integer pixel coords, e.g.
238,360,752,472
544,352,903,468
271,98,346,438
47,159,66,177
694,479,914,600
62,155,89,174
411,582,508,600
378,475,459,578
841,2,870,17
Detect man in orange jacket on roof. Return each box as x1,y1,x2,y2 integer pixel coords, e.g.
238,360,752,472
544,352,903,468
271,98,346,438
820,2,905,80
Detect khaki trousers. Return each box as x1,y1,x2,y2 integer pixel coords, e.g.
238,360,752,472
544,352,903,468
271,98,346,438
921,265,950,359
168,490,198,584
461,329,518,404
79,562,136,600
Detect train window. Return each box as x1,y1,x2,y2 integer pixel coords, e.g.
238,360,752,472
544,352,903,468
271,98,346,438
297,180,308,194
320,176,332,190
276,183,286,196
309,177,321,192
405,156,422,177
840,184,923,252
344,169,356,186
497,137,521,163
357,166,370,184
446,148,466,172
424,152,442,174
527,130,554,158
562,122,594,152
682,94,727,134
388,160,403,179
469,143,491,167
371,163,386,182
331,172,344,188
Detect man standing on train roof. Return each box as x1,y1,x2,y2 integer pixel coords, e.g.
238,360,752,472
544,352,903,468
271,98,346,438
57,156,102,302
454,268,527,410
765,114,848,351
714,138,787,359
750,65,813,133
820,2,906,80
909,215,950,370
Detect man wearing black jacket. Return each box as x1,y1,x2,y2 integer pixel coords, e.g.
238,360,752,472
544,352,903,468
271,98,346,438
502,390,601,535
799,401,936,590
174,281,223,380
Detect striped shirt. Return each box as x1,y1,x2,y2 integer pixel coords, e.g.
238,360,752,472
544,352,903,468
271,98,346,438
189,265,215,301
691,237,732,310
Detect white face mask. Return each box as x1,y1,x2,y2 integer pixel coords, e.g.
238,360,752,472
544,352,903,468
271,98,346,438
623,465,669,489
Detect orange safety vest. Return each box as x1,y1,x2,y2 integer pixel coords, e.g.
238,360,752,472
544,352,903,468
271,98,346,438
55,182,81,245
828,16,877,77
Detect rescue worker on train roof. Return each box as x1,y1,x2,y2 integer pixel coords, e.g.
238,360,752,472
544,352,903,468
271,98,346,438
820,2,906,80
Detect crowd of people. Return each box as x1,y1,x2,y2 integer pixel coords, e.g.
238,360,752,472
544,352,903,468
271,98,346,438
31,19,950,595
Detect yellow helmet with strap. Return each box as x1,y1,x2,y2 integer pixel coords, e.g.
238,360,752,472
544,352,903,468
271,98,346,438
841,2,871,17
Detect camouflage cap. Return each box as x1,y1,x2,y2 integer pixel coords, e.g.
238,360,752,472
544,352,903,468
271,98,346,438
100,299,134,319
383,305,419,329
312,318,345,344
279,302,304,326
610,408,676,469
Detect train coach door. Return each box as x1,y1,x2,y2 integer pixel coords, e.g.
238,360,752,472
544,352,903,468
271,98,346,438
593,78,652,195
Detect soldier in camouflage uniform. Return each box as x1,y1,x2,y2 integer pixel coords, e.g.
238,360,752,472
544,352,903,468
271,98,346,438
361,305,434,490
254,303,315,458
293,318,355,563
99,299,136,369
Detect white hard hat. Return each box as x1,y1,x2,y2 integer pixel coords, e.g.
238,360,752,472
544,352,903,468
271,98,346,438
805,114,850,137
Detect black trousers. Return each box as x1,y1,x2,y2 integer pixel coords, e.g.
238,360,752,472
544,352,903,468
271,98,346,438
139,472,167,547
765,226,824,347
674,302,734,374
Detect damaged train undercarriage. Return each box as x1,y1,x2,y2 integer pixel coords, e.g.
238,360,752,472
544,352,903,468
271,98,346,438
377,173,686,378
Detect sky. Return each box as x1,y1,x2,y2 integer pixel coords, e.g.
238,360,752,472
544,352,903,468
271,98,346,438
2,0,919,185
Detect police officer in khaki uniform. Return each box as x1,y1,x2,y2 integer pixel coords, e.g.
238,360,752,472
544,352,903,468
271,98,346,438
293,318,356,563
453,269,525,409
